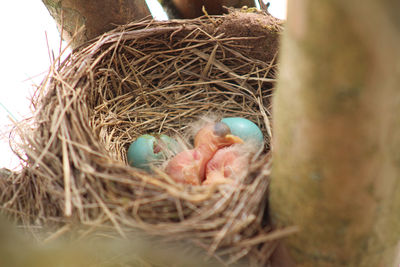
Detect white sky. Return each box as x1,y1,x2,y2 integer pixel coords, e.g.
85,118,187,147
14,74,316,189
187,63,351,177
0,1,286,170
0,2,69,169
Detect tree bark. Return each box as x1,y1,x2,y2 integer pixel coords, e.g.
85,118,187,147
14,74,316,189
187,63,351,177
42,0,151,49
270,0,400,266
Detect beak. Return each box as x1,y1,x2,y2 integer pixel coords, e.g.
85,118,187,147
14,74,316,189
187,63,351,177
225,134,244,144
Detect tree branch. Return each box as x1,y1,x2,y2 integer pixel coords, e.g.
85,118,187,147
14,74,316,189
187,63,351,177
42,0,151,49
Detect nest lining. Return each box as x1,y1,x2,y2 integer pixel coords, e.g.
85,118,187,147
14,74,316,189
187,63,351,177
0,11,294,266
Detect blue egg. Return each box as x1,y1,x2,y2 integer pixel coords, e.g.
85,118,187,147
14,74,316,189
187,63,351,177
127,134,178,172
221,117,264,146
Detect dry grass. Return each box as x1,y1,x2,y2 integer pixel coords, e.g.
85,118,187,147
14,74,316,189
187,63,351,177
0,11,293,266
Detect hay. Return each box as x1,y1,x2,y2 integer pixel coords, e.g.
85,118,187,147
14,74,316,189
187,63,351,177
1,11,292,266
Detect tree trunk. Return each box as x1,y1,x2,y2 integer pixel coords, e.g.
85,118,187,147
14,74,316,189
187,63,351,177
42,0,151,49
270,0,400,266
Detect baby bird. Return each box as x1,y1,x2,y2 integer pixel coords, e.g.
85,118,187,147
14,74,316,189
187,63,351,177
203,144,250,185
165,122,243,185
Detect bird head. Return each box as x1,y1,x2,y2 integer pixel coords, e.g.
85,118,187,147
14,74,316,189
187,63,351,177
194,122,243,152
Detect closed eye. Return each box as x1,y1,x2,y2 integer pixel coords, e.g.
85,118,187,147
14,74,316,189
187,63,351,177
213,122,231,137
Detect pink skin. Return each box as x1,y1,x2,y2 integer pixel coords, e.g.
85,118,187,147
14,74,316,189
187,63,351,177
166,123,243,185
164,149,204,185
203,146,248,185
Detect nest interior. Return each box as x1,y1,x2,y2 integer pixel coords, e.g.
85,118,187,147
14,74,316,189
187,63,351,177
1,11,292,266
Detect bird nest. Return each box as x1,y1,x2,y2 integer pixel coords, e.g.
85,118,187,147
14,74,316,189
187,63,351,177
1,11,294,266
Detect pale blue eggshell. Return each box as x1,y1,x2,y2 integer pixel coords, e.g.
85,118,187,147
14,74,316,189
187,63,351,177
127,134,178,171
159,134,180,154
221,117,264,146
